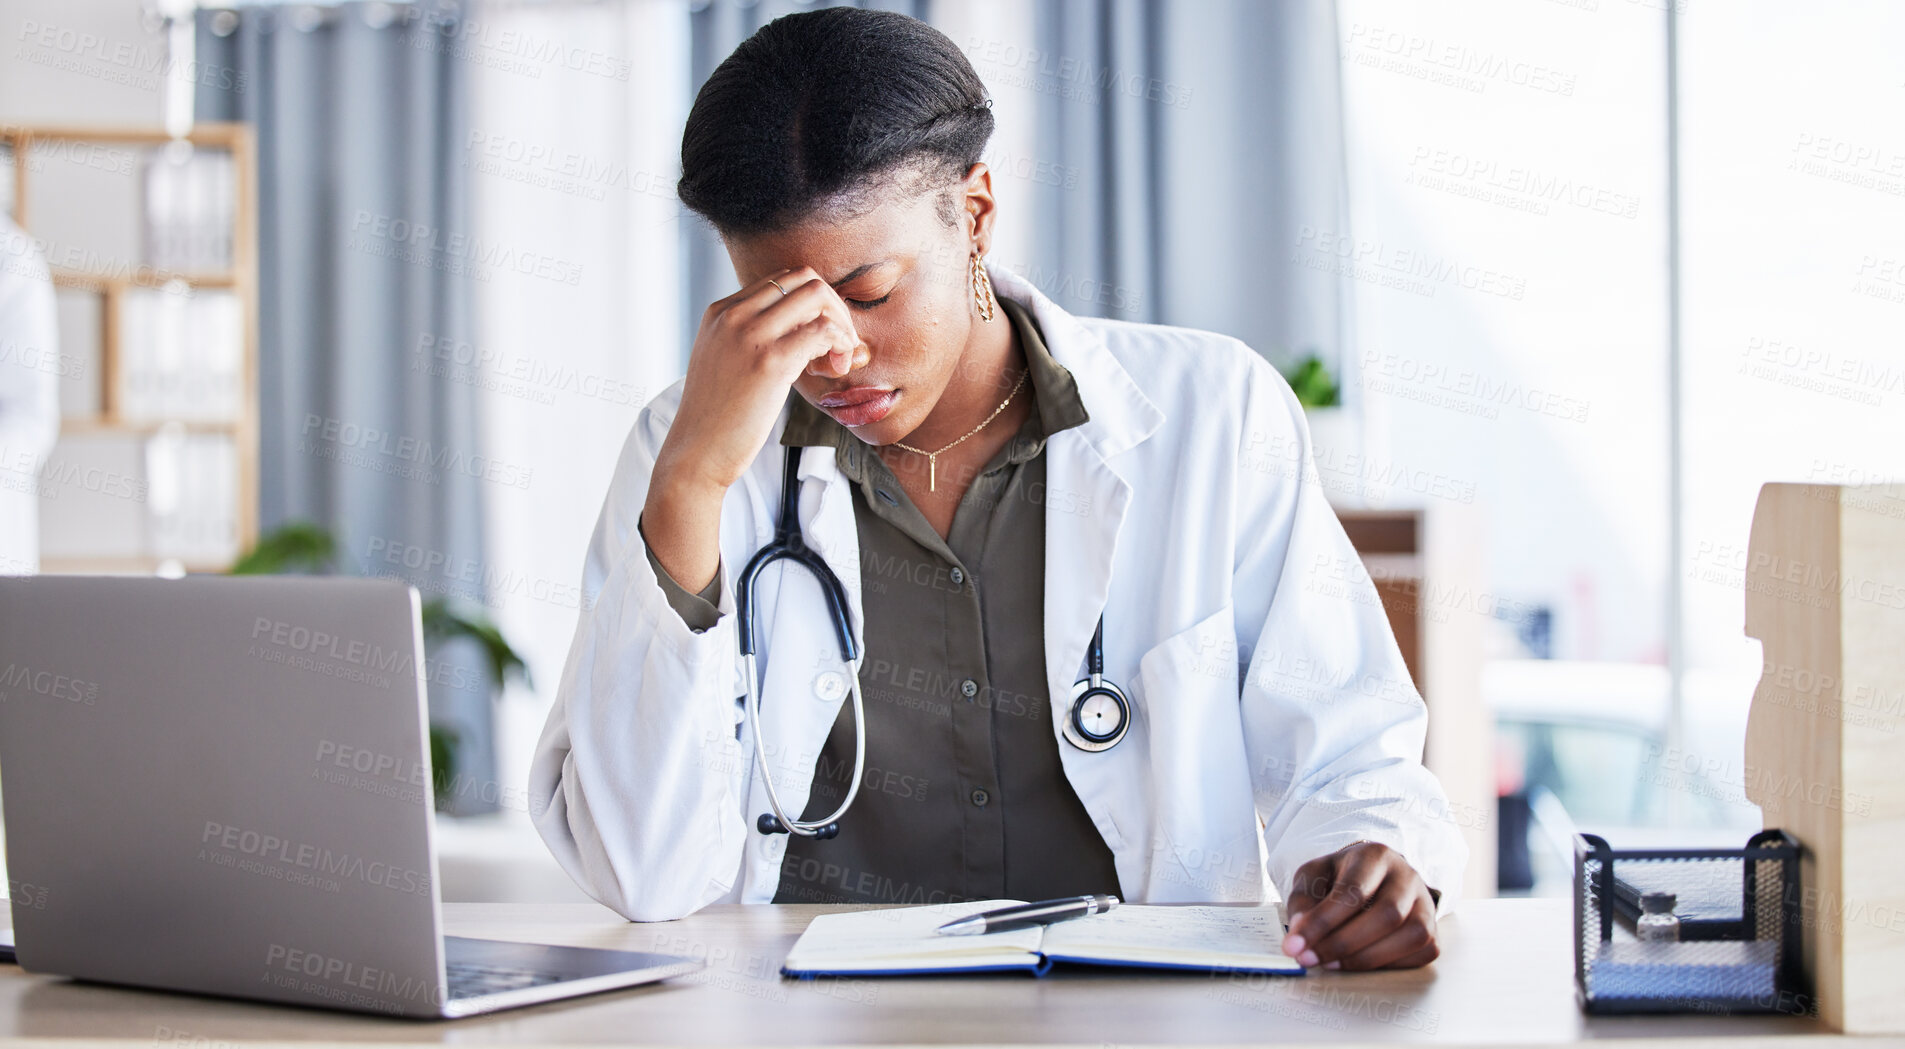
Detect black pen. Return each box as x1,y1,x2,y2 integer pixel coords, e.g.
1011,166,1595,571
934,894,1120,936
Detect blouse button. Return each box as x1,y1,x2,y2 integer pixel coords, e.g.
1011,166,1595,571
960,678,979,698
949,567,965,586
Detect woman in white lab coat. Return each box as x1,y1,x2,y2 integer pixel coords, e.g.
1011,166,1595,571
530,8,1466,970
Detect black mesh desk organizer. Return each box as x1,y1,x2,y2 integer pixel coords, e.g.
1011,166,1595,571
1574,830,1808,1015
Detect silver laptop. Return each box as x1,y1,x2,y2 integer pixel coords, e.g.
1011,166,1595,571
0,575,700,1018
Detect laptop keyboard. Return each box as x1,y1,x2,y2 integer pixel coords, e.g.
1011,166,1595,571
446,961,573,1000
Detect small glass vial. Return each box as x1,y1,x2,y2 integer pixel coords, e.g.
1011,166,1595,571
1637,891,1680,942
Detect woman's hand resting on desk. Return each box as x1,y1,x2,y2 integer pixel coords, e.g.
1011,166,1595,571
1280,841,1440,970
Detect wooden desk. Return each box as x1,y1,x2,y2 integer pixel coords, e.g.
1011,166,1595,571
0,900,1843,1046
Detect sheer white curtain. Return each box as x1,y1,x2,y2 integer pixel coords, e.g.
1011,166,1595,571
1338,0,1673,665
465,0,691,802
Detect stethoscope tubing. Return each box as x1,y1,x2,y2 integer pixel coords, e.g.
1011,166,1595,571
737,447,869,837
735,446,1126,836
742,648,866,837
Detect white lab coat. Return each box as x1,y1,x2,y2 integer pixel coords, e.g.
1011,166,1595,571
0,215,61,575
530,260,1467,922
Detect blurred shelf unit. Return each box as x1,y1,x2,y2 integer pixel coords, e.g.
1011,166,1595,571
2,123,258,574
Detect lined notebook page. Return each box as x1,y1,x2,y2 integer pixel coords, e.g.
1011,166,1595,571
1040,905,1302,971
783,900,1045,973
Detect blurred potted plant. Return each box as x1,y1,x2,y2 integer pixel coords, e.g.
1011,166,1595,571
1283,354,1341,410
1283,351,1355,458
228,521,528,812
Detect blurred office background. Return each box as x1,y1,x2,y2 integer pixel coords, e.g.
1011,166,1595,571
1,0,1901,903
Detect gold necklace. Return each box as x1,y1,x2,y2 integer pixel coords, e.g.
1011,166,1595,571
893,367,1029,492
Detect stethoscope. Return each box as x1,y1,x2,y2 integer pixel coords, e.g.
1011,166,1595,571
739,446,1131,839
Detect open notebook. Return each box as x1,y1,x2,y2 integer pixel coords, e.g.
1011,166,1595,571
782,899,1305,978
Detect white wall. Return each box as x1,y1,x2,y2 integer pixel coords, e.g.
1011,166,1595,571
1337,0,1905,682
1338,0,1905,834
1677,2,1905,677
1,0,167,126
1337,0,1672,664
461,0,692,810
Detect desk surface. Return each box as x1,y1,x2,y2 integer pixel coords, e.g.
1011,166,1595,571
0,899,1856,1047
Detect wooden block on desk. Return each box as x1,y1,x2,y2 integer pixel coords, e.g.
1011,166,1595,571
1742,482,1905,1034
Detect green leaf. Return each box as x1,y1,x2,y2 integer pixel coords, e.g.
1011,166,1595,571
429,724,459,812
1282,354,1341,409
227,521,337,575
421,598,532,691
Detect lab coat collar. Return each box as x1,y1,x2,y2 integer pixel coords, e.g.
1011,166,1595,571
985,259,1166,459
991,259,1167,877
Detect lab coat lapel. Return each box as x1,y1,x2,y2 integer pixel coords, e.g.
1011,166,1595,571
987,263,1165,878
1039,428,1146,883
794,443,865,658
1041,433,1130,721
987,263,1163,703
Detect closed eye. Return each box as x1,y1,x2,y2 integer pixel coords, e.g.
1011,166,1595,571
846,293,890,311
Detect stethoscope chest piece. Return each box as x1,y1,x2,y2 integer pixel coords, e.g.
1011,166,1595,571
1059,613,1129,752
1063,675,1130,752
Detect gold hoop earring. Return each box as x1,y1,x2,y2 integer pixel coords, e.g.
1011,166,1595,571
970,252,996,323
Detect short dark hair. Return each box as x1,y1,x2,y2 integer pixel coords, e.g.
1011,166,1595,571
676,7,995,238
